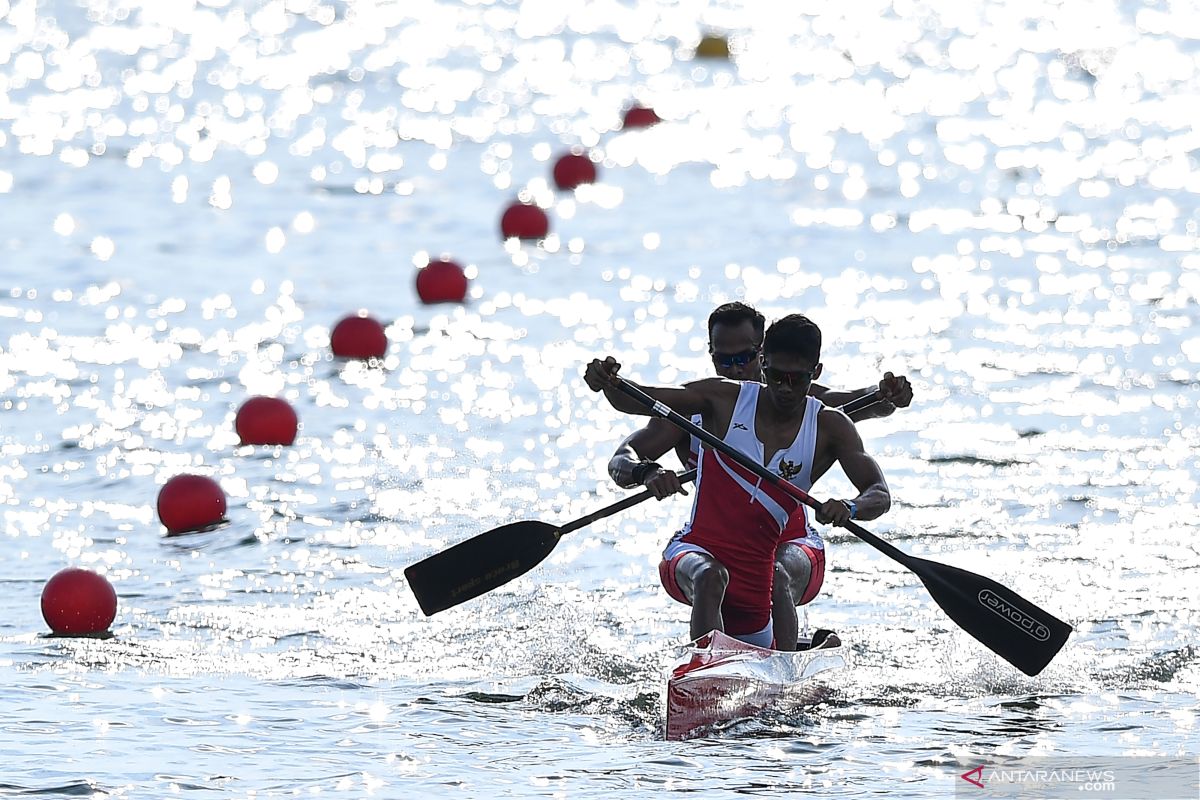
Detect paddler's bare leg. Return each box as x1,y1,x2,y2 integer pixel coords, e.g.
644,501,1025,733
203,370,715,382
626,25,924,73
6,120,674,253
774,544,814,651
771,562,799,651
673,552,729,641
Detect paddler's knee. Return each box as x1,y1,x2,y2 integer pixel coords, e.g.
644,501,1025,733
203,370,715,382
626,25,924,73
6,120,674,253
690,559,729,597
776,546,812,596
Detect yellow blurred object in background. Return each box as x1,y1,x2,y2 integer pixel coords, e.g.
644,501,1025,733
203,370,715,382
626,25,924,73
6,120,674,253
695,34,731,59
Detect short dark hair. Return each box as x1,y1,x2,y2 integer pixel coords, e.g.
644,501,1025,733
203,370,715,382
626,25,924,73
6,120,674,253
707,302,765,340
762,314,821,362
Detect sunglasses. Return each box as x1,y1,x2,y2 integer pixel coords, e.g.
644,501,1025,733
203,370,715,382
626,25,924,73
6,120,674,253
710,347,761,368
764,366,816,386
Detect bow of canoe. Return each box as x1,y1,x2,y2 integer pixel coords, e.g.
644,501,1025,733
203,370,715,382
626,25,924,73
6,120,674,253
666,629,847,741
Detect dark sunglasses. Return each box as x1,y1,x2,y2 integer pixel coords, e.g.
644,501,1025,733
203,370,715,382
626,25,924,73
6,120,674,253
764,366,816,386
710,347,760,368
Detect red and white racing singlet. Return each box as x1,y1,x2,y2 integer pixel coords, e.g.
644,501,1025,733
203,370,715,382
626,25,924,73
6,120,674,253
666,383,824,635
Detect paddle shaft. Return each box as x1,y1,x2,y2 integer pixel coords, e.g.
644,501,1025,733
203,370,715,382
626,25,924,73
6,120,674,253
612,376,1072,677
615,379,901,548
833,388,882,418
560,468,696,536
562,390,881,538
404,390,892,618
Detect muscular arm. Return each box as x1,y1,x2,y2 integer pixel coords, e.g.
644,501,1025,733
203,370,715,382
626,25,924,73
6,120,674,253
811,383,893,422
811,409,891,526
587,357,736,500
584,357,738,422
811,372,913,423
608,418,688,489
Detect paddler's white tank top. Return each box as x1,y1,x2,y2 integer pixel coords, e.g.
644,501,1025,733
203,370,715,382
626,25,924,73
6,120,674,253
702,383,824,549
722,383,822,493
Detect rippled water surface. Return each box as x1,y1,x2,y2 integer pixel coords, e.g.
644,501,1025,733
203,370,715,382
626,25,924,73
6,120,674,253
2,0,1198,797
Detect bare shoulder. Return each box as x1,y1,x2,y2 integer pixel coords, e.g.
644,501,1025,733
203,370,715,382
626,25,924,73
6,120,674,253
644,416,683,432
682,376,731,388
624,415,689,461
643,416,687,442
817,404,860,440
817,403,853,424
682,376,743,398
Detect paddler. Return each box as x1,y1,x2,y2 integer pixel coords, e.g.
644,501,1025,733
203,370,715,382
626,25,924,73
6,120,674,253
587,313,898,650
607,302,911,649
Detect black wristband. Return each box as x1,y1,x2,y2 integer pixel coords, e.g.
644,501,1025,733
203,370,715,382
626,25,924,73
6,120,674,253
631,461,663,485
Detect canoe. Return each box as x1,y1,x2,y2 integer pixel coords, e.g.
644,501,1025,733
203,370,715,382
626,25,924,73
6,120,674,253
665,629,846,741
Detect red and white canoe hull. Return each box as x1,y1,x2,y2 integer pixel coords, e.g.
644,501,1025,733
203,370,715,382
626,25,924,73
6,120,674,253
665,629,846,741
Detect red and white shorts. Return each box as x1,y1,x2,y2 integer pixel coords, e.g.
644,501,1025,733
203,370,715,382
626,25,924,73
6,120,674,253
777,538,826,605
659,535,826,612
657,539,788,648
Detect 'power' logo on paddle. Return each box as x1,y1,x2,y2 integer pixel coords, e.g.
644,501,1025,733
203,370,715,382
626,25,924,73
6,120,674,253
978,589,1051,641
960,766,985,789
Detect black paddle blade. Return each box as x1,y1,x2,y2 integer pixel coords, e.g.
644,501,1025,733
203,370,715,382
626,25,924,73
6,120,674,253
911,558,1071,676
404,521,560,616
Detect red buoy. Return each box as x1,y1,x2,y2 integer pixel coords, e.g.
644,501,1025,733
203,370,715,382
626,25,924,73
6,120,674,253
157,474,227,534
552,151,598,191
331,312,387,359
621,105,661,129
500,202,549,240
235,396,298,445
41,567,118,635
415,257,469,305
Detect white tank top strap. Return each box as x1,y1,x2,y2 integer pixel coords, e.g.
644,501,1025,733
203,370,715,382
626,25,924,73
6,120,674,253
783,395,822,492
687,414,703,469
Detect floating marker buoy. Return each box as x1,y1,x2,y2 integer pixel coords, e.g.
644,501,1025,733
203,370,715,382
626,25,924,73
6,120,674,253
500,201,549,240
157,474,227,534
695,34,731,59
41,567,118,635
235,396,298,446
330,312,387,359
416,257,469,305
552,151,598,191
621,105,661,129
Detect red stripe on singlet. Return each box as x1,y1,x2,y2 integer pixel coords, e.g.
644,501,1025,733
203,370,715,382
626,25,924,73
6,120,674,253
681,449,807,634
